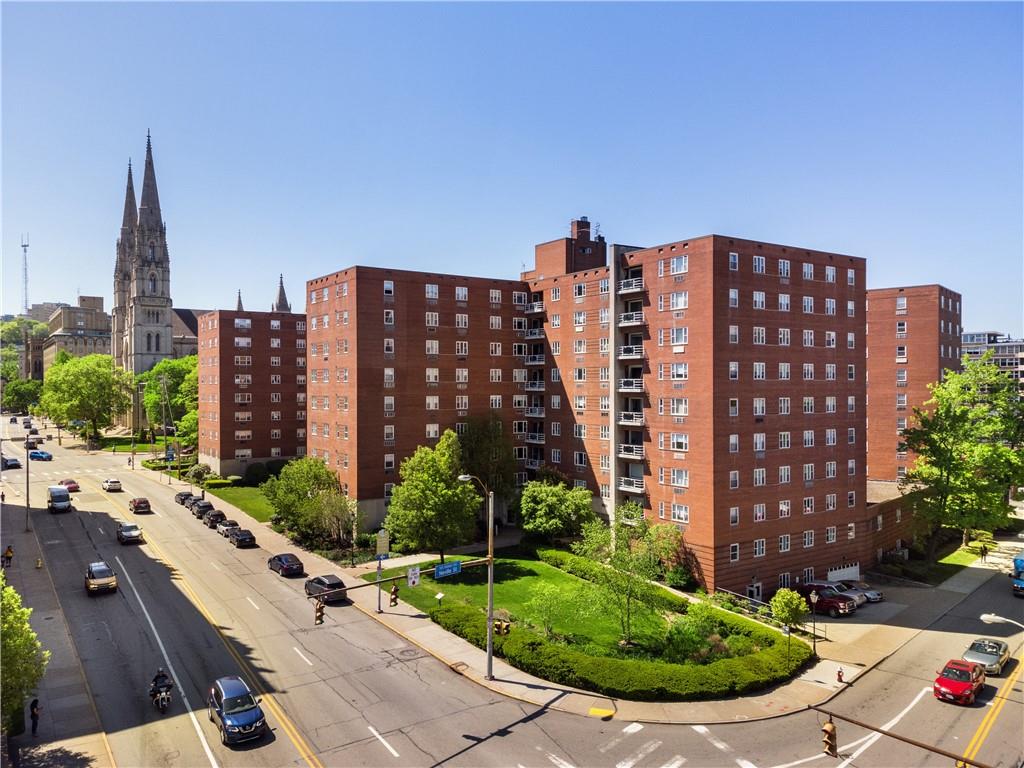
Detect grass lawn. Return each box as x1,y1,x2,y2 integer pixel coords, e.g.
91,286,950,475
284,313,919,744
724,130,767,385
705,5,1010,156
206,486,275,523
898,541,982,585
369,553,670,651
99,435,172,453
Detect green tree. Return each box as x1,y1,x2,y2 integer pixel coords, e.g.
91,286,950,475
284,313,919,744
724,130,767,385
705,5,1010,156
261,457,341,543
769,588,809,660
523,581,594,638
901,355,1021,556
519,481,596,540
187,463,212,485
1,572,50,726
459,414,517,502
307,488,357,549
38,354,132,438
384,430,480,562
2,378,42,413
137,356,197,427
0,318,48,345
0,345,20,383
175,410,198,449
174,366,199,413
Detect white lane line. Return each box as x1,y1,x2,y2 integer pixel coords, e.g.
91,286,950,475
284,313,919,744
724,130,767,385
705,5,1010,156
769,735,874,768
658,758,686,768
368,725,399,757
691,724,732,752
599,722,644,753
115,556,219,768
736,760,759,768
616,739,662,768
246,596,260,610
97,527,104,535
622,722,644,735
543,752,576,768
293,647,313,666
836,687,930,768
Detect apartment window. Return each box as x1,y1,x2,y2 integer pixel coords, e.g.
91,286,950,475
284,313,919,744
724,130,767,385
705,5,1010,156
670,291,688,310
270,392,282,403
455,286,468,301
779,396,791,415
803,497,814,514
489,368,502,383
425,367,439,384
753,432,766,451
754,468,766,486
896,296,907,310
550,314,561,328
455,313,469,329
488,289,502,304
671,362,689,380
730,507,740,525
778,431,791,449
779,362,790,380
825,396,836,413
753,291,766,309
779,534,791,553
729,471,740,489
671,468,689,487
803,429,814,448
669,255,688,274
897,417,908,432
384,396,395,414
847,300,856,317
426,339,439,355
384,338,395,354
803,329,814,347
802,263,813,280
425,283,438,299
848,491,856,508
270,410,281,421
551,422,561,436
825,331,836,349
896,320,907,335
671,433,689,451
848,396,856,413
803,530,814,548
802,397,814,414
425,395,439,411
753,362,766,380
803,363,814,381
826,493,836,510
669,327,688,345
489,342,502,356
384,309,395,325
896,393,908,409
753,255,765,273
824,265,836,283
425,312,439,328
456,395,469,410
490,395,502,409
802,296,814,314
779,500,791,518
848,459,856,476
574,367,587,382
779,258,791,277
671,504,689,524
729,434,739,453
848,364,856,381
847,268,855,286
825,460,836,478
599,278,610,294
729,398,739,417
752,326,766,345
599,307,610,324
848,428,856,445
729,289,739,307
729,325,740,344
573,311,587,326
455,368,469,383
825,428,836,446
456,340,468,356
573,282,586,299
550,448,561,464
574,421,587,437
753,397,766,416
574,451,587,467
847,332,856,349
779,465,792,485
778,293,791,312
729,252,739,270
729,361,739,380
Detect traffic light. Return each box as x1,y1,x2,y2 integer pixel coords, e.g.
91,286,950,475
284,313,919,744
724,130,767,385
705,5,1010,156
314,599,325,625
821,718,838,758
389,585,400,607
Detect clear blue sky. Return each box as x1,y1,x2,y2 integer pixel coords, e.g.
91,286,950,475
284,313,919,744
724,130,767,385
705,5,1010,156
3,2,1021,333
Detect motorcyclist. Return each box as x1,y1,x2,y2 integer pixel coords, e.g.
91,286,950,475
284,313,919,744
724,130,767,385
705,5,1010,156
150,668,173,698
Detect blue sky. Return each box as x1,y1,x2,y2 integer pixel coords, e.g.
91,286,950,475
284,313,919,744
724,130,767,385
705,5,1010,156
3,2,1021,333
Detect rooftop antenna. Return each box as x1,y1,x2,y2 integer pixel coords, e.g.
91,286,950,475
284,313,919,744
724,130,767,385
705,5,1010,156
593,222,601,239
21,234,29,314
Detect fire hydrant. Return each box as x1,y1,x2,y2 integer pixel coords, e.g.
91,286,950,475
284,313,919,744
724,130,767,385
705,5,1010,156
836,667,844,684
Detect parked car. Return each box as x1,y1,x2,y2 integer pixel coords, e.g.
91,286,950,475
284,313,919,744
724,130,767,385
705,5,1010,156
797,584,856,617
184,496,204,511
961,638,1011,676
228,529,256,548
934,659,985,705
836,580,884,603
85,561,118,594
304,574,347,602
59,479,81,492
268,553,304,577
174,491,195,505
204,510,227,529
116,522,144,544
27,427,39,435
192,500,215,519
128,497,151,514
28,449,51,460
806,580,867,607
101,478,122,491
1,456,21,469
207,676,266,745
8,416,16,424
217,519,240,537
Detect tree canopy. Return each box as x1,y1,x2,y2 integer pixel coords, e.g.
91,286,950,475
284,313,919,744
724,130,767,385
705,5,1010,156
458,413,517,502
136,356,197,426
0,318,48,345
384,430,480,562
1,573,50,724
2,378,42,413
260,457,343,546
39,354,132,437
519,480,596,540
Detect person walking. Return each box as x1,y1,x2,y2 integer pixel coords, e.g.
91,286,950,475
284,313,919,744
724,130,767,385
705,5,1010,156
3,545,13,569
30,698,40,736
979,543,989,563
1,490,5,506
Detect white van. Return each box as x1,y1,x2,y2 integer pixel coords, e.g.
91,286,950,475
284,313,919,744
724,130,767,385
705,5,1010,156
47,486,73,513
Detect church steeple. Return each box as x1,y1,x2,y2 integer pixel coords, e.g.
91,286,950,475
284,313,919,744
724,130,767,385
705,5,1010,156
236,290,244,312
138,131,163,232
121,159,138,233
273,274,291,312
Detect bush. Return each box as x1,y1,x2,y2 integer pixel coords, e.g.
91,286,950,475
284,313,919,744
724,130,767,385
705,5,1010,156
205,478,234,489
243,462,269,487
266,458,289,477
663,564,695,589
356,533,376,549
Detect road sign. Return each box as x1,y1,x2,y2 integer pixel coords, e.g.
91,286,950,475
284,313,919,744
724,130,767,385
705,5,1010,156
433,561,462,579
376,529,390,556
407,566,420,587
376,553,390,561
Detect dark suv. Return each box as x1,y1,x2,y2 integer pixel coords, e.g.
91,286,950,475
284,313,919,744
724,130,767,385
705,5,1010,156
208,676,266,745
204,510,227,528
797,583,857,617
192,500,215,519
174,491,195,505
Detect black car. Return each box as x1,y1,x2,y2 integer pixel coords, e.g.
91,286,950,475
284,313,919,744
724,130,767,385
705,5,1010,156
184,496,204,511
174,491,194,505
228,529,256,548
192,500,215,518
268,553,304,577
304,574,347,602
204,510,227,528
1,456,22,470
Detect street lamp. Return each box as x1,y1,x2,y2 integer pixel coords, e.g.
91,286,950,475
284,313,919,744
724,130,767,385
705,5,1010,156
809,590,819,659
457,473,495,681
980,613,1024,630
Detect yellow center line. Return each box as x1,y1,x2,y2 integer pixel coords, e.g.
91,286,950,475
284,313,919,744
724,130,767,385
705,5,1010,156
959,663,1021,765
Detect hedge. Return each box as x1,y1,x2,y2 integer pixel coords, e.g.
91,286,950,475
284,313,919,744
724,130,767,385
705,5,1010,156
204,478,234,489
429,602,812,701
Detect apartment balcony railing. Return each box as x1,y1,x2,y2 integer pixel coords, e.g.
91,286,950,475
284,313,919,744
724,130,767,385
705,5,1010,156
618,378,644,393
618,311,645,326
525,302,545,314
524,381,546,391
618,444,645,459
525,458,543,469
525,328,545,339
617,277,644,294
618,411,645,426
525,354,546,366
618,344,644,359
525,433,546,444
618,477,646,493
524,407,545,418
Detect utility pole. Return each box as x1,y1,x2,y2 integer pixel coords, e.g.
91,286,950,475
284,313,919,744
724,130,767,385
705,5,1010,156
21,234,29,315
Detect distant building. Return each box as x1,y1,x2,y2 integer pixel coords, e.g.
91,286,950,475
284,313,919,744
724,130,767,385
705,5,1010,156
42,296,113,374
865,285,962,482
962,331,1024,394
197,279,305,477
23,302,70,324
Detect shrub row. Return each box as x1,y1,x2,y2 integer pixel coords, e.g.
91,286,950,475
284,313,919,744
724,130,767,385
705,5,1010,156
429,602,811,701
535,548,690,614
205,478,234,489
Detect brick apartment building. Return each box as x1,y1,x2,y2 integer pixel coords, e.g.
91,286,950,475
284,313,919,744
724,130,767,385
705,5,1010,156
962,331,1024,395
197,281,306,477
865,285,962,483
306,219,914,595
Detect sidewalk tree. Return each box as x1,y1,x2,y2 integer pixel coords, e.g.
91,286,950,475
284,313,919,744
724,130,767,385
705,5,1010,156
186,463,212,486
309,488,357,549
770,588,809,659
260,457,341,545
519,480,596,541
459,413,516,502
175,409,198,449
2,378,42,413
384,429,480,562
1,572,50,726
137,355,197,427
39,354,132,438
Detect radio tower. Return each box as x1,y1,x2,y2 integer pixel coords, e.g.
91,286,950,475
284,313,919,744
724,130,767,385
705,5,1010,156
21,234,29,314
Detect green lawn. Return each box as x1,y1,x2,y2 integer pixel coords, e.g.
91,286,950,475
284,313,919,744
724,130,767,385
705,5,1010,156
369,554,669,651
98,435,172,453
898,542,983,585
206,486,275,523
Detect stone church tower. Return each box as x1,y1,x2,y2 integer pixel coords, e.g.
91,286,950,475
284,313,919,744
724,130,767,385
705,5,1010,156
112,133,173,375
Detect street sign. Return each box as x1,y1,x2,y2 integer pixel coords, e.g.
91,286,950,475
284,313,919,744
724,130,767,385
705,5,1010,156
376,529,390,556
376,553,390,561
433,561,462,579
407,566,420,587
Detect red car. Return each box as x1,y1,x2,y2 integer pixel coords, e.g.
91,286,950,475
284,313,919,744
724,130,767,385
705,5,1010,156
934,659,985,705
59,479,81,492
128,497,151,514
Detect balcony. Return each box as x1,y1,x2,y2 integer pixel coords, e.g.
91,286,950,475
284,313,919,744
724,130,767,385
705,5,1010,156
525,328,545,339
526,301,545,314
617,277,644,294
618,311,645,326
524,406,545,418
618,411,644,426
526,433,546,444
618,378,644,393
525,458,543,469
525,354,546,366
618,344,644,359
618,444,645,459
618,477,646,493
524,380,546,391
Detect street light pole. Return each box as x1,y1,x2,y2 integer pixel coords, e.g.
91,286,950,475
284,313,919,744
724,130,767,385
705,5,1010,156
458,473,495,680
24,436,31,531
809,590,819,659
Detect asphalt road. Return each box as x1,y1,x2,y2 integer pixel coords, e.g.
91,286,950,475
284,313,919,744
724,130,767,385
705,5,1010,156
2,422,1021,768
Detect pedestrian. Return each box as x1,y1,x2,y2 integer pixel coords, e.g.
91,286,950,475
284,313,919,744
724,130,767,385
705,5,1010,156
3,545,13,569
1,490,5,506
980,544,988,562
30,699,40,736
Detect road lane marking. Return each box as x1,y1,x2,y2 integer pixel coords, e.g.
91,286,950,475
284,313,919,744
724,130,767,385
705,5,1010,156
210,562,220,571
691,724,732,752
542,751,576,768
736,760,759,768
115,556,218,768
246,596,260,610
98,527,104,535
368,726,399,757
599,722,644,752
959,663,1022,765
658,758,686,768
589,706,615,718
835,686,930,768
293,647,313,666
616,739,662,768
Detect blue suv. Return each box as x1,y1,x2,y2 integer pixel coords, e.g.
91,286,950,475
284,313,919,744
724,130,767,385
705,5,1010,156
207,676,267,745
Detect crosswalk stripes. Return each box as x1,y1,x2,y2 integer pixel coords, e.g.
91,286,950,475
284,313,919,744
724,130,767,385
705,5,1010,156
533,720,716,768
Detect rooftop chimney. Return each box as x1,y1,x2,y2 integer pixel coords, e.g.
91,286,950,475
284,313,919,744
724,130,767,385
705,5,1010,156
571,216,591,242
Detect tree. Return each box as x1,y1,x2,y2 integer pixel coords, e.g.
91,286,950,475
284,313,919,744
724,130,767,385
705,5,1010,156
187,463,212,485
770,588,809,660
137,356,197,427
175,410,198,449
1,572,50,725
307,488,357,550
901,355,1022,556
519,481,596,540
459,413,517,502
260,457,341,544
39,354,132,438
384,430,480,562
523,581,594,638
0,318,48,346
2,378,42,413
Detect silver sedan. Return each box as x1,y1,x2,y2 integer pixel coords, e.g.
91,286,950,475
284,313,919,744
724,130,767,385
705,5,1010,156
962,638,1011,675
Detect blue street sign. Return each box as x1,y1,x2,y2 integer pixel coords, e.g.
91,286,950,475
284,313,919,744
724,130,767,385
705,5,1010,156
433,561,462,579
376,553,390,561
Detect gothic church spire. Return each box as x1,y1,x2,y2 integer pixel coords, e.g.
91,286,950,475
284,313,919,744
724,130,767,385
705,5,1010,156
121,159,138,233
138,131,163,232
236,290,244,312
273,274,291,312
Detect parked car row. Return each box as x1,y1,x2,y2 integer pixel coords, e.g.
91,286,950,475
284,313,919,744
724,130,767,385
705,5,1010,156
795,578,885,618
175,492,256,548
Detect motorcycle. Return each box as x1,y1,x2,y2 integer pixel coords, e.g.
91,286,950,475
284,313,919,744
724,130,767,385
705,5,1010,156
150,684,173,713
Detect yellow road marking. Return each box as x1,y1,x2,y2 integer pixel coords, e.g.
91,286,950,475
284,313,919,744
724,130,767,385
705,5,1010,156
959,663,1021,765
589,707,615,718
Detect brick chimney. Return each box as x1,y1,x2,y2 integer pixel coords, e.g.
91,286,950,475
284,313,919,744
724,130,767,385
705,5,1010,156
571,216,591,241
